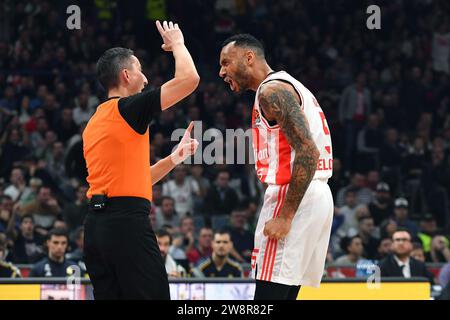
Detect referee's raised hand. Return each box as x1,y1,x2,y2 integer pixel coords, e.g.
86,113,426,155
156,20,184,52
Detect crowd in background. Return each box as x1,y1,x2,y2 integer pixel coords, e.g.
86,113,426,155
0,0,450,291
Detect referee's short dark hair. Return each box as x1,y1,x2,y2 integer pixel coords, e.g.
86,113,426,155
96,47,134,90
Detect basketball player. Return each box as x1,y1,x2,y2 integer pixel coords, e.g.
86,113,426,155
219,34,334,300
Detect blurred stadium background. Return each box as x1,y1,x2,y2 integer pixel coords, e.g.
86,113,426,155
0,0,449,299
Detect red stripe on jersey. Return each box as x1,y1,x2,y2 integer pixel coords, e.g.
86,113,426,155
275,132,292,185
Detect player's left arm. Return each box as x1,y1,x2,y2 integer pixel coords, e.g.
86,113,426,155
258,81,320,240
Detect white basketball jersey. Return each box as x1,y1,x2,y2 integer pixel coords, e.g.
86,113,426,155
252,71,333,185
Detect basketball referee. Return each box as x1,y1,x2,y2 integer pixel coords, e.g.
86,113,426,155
82,21,199,300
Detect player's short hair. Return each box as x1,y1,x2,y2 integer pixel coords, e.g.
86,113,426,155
96,47,134,90
222,34,265,58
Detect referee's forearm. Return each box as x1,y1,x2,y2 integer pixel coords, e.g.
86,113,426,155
172,43,199,80
150,155,177,185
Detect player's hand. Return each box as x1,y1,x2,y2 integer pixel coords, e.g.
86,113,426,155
263,216,292,240
171,121,199,165
156,20,184,52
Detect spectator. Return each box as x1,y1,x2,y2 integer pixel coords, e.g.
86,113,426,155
336,173,373,207
72,93,94,126
186,227,213,266
432,22,450,74
169,216,196,262
339,73,372,171
334,235,365,266
0,195,13,234
203,170,239,215
155,228,186,278
162,165,200,217
66,226,84,265
439,262,450,288
427,235,450,263
3,167,32,203
357,216,379,260
376,238,393,261
194,229,242,278
12,214,45,264
62,185,88,236
0,236,21,278
155,196,180,229
356,114,383,172
54,108,78,144
225,208,254,263
368,182,393,225
378,229,434,283
410,242,426,263
29,228,79,277
20,186,61,231
335,188,367,237
392,197,419,236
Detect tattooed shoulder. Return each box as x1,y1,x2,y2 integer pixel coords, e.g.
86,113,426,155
258,81,315,150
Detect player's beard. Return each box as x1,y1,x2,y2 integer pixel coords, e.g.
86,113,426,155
233,61,251,93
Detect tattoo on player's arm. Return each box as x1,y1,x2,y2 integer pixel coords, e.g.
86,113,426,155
258,82,320,219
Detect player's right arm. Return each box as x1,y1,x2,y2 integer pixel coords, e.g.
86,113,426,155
156,20,200,110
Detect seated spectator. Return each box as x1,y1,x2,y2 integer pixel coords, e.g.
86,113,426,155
378,229,434,283
0,196,12,233
0,236,21,278
62,184,88,236
426,235,450,263
12,214,45,263
376,237,392,261
169,216,196,262
335,188,367,237
334,235,366,265
162,165,200,217
357,216,379,260
20,186,61,231
155,196,180,229
225,208,254,263
194,229,242,278
392,197,419,236
417,214,440,256
368,182,393,225
203,170,239,216
410,242,426,263
3,168,32,204
156,228,186,278
336,173,374,207
439,262,450,288
186,227,213,266
65,226,84,266
380,218,398,239
29,228,79,277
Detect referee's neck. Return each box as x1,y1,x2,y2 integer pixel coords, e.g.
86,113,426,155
108,87,129,99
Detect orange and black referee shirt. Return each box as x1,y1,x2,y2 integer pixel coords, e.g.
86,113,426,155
82,88,161,202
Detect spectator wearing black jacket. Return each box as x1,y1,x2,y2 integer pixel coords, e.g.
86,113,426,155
379,229,434,284
203,170,239,216
29,228,79,277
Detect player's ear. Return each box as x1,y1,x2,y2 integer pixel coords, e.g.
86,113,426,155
246,50,255,65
